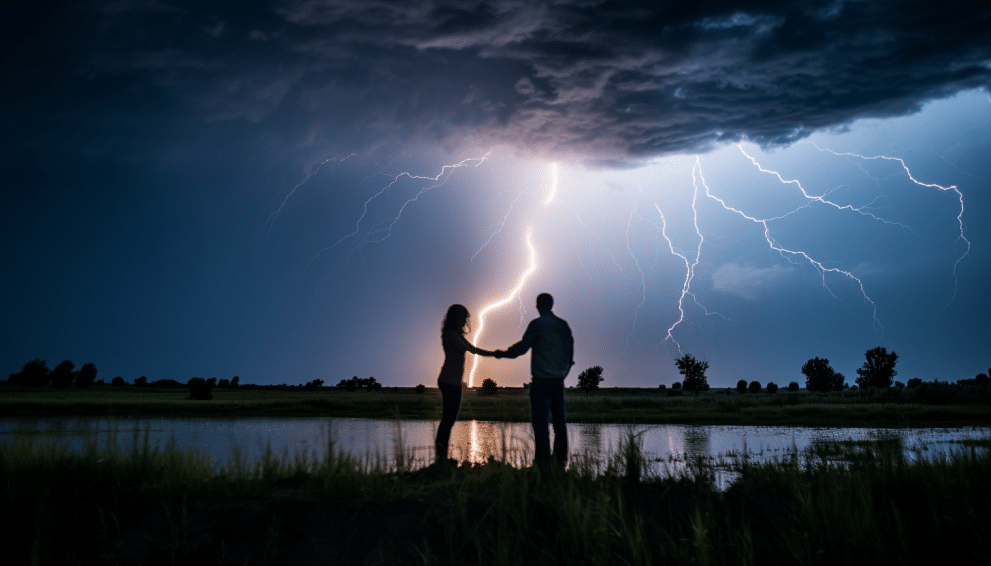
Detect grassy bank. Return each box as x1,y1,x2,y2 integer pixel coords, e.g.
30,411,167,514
2,382,989,426
2,430,988,565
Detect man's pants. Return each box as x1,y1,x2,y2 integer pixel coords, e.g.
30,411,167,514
529,377,567,466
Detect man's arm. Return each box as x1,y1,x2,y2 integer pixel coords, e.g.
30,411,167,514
503,319,538,359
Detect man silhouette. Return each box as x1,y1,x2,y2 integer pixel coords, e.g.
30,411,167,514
497,293,574,467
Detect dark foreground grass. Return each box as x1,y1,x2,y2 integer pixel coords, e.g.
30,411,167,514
2,383,989,426
2,431,989,565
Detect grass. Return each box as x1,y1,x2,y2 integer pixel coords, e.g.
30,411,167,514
2,382,989,426
1,426,988,565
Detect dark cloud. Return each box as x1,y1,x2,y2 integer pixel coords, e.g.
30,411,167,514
5,0,990,165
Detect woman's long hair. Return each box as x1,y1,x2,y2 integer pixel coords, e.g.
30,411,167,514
442,304,470,335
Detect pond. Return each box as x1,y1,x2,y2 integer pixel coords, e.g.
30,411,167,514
2,417,987,484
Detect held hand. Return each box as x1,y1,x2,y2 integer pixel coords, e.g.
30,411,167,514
493,350,505,359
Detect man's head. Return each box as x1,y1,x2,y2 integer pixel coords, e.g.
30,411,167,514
536,293,554,314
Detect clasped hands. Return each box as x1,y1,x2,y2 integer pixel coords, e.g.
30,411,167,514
492,350,508,359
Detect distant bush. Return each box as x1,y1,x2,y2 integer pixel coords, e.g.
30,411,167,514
50,360,76,389
187,377,213,400
657,384,666,390
787,381,800,392
415,384,425,394
766,382,779,394
736,379,748,394
907,377,922,388
479,378,498,396
8,359,50,387
672,381,682,390
337,376,381,391
111,376,125,386
748,380,761,394
134,376,148,387
76,363,97,389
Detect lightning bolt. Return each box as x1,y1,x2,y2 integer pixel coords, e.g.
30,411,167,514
654,164,705,353
807,143,970,304
304,152,491,267
624,204,649,352
467,228,538,387
267,153,355,229
738,145,914,232
471,190,526,262
467,162,559,387
697,154,883,331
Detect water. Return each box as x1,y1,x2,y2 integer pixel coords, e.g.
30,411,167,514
2,417,987,480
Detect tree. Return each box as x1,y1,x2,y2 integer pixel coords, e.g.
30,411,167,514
674,354,709,395
766,382,779,393
802,357,843,392
736,379,748,394
230,376,240,389
50,360,76,389
787,381,800,392
415,384,426,394
855,347,898,389
111,376,125,386
748,380,761,394
672,381,682,390
76,363,97,389
577,366,604,395
134,376,148,387
9,359,50,387
480,378,498,395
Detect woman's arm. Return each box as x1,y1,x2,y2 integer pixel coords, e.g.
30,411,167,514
457,334,498,357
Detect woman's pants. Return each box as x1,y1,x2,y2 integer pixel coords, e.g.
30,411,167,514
435,381,463,461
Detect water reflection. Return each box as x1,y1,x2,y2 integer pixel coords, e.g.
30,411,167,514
1,417,987,477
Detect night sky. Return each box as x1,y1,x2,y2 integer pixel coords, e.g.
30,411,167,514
3,1,989,389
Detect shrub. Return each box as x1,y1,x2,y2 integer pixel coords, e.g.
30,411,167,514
187,377,213,400
76,363,97,389
736,379,748,394
787,381,800,392
479,378,498,396
134,376,148,387
748,380,761,394
50,360,76,389
9,359,50,387
111,376,125,386
766,382,779,393
415,384,426,394
672,381,682,390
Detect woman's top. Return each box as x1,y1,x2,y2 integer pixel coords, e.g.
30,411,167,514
438,330,492,386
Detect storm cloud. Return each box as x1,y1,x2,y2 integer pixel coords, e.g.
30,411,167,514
5,0,990,165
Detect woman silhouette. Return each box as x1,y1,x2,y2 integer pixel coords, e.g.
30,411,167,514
435,304,498,462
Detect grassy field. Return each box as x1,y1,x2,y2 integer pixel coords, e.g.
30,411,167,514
1,427,988,565
2,382,989,426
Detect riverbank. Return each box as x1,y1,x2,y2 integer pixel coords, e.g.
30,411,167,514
2,430,988,565
2,383,989,427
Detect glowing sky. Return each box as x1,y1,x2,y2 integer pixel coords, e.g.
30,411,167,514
3,1,989,388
